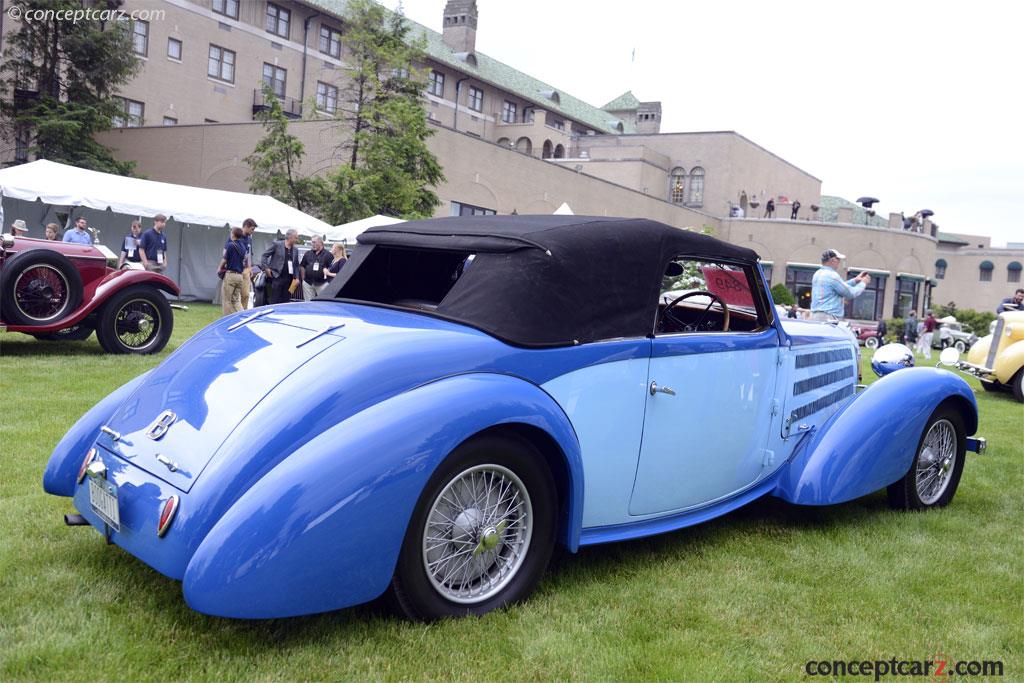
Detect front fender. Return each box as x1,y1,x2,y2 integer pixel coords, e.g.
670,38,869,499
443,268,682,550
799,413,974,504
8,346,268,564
182,373,582,619
43,372,150,496
993,339,1024,384
774,367,977,506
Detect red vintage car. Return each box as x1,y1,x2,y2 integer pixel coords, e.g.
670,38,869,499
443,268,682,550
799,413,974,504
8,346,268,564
0,235,179,353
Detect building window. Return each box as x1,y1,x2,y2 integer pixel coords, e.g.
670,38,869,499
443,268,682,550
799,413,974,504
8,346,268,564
113,98,144,128
207,44,235,83
319,24,342,58
552,119,565,131
263,63,287,98
1009,261,1022,283
934,258,947,279
845,271,887,321
132,20,149,57
894,277,920,317
785,266,816,310
265,3,290,39
450,201,496,216
162,116,178,126
979,260,994,282
212,0,238,19
316,81,338,114
687,167,705,206
501,101,517,124
428,70,445,97
761,263,773,284
167,37,182,60
669,167,686,204
467,86,483,112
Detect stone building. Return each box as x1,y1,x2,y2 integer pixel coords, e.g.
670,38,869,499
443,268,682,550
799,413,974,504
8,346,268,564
4,0,1019,314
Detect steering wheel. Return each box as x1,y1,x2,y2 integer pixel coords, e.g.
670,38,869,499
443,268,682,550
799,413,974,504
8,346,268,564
659,290,731,333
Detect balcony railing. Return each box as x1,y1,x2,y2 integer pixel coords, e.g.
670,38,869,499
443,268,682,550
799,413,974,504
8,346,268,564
252,89,302,119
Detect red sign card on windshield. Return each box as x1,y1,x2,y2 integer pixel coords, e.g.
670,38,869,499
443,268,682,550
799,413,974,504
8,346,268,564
701,266,754,307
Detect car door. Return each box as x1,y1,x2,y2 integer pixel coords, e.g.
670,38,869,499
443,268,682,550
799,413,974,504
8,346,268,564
629,258,781,516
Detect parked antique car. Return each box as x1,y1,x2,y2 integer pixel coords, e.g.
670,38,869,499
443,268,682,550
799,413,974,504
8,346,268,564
958,309,1024,401
44,216,986,621
0,234,178,353
851,321,881,349
934,319,977,353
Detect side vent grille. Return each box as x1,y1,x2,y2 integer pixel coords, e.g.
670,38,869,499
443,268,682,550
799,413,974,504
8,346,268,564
793,366,856,396
795,348,854,369
790,384,855,422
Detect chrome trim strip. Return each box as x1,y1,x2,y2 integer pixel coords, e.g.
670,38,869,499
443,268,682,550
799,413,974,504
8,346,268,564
296,323,345,348
227,308,274,331
986,318,1004,369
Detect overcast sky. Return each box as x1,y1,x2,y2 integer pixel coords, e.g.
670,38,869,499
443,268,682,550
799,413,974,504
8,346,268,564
384,0,1022,247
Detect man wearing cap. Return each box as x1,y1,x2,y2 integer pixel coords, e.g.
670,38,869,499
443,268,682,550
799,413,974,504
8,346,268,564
810,249,870,322
9,219,29,236
62,217,93,244
141,214,169,273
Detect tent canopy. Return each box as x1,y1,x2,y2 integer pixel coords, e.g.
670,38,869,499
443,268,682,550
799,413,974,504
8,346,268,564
325,214,404,243
0,159,331,235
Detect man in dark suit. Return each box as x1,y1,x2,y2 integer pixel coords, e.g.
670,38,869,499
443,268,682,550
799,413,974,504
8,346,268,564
260,228,301,305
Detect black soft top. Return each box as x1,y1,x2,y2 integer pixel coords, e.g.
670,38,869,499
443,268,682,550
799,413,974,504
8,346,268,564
321,215,760,347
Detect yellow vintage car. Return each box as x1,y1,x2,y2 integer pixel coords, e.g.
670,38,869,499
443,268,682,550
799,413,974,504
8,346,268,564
960,310,1024,401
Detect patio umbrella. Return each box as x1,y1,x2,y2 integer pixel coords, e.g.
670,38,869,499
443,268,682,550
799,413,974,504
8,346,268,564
856,197,880,207
919,209,935,218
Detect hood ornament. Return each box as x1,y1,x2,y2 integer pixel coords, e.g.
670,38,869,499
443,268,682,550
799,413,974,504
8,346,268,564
146,410,177,441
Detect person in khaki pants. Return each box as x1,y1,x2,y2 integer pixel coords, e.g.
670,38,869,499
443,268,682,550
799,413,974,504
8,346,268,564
239,218,257,308
219,227,247,315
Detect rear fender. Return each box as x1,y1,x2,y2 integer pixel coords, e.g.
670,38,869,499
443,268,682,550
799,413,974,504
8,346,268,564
773,367,977,506
42,372,150,496
182,373,582,619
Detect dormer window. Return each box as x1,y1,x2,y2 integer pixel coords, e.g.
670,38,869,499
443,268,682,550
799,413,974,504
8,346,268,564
538,89,561,104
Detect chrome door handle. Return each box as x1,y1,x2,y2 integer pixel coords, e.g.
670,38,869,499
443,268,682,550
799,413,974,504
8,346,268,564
649,380,676,396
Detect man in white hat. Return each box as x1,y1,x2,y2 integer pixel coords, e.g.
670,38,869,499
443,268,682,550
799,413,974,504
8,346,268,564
9,219,28,236
810,248,871,322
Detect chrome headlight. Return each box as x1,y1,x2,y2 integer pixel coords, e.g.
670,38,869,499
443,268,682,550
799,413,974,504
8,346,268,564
871,343,915,377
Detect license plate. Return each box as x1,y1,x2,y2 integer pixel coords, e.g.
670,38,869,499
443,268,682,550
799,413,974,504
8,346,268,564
88,475,120,532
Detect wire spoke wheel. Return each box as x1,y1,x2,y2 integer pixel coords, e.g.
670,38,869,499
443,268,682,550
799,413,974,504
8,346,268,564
914,418,957,505
422,464,533,604
113,298,161,350
13,265,70,322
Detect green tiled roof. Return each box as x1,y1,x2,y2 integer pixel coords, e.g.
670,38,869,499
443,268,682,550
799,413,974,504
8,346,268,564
818,195,889,228
936,232,970,245
306,0,632,134
602,91,639,111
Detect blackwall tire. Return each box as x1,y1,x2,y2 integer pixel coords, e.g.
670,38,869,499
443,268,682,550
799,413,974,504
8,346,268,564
887,407,966,510
979,380,1001,393
1012,369,1024,403
95,286,173,354
0,249,82,325
390,433,557,621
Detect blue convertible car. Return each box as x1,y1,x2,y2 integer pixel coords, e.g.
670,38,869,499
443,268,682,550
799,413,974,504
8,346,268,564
44,215,986,620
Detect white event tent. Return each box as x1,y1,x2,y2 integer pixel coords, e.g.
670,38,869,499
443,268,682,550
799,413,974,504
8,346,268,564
326,214,405,244
0,160,333,301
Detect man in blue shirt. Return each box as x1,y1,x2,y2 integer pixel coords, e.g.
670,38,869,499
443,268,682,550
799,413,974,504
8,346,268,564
140,214,169,273
239,218,257,309
219,227,248,315
810,249,870,321
62,217,93,245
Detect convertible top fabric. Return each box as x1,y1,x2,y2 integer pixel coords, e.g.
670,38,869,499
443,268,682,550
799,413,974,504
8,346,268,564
322,215,760,347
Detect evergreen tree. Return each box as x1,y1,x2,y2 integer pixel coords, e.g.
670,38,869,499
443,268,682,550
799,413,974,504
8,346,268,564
324,0,443,224
245,84,327,215
0,0,141,174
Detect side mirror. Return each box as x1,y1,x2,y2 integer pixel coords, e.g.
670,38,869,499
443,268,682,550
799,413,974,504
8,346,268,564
938,347,960,367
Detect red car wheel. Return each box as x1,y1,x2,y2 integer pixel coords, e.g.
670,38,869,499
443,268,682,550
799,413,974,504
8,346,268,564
0,250,83,325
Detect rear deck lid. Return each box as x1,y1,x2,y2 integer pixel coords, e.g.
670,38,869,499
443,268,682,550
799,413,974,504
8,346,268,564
98,312,345,492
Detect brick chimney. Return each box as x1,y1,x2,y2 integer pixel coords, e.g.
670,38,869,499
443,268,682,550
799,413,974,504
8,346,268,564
442,0,478,53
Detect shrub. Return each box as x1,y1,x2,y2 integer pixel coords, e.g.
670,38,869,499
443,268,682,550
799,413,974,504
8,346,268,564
770,283,795,306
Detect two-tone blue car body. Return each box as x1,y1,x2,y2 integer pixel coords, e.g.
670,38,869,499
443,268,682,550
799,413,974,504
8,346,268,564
44,215,986,620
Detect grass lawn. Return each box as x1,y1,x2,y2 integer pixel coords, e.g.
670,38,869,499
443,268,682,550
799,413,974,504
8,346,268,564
1,305,1021,682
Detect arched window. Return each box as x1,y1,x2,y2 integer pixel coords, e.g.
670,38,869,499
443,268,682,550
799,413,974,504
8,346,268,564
553,143,565,159
934,258,947,279
1009,261,1022,283
687,167,705,206
979,260,994,282
515,137,532,155
542,140,553,159
669,167,686,204
496,137,511,148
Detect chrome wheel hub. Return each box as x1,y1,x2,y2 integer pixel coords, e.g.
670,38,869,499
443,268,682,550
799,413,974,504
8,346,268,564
422,464,532,604
915,419,957,505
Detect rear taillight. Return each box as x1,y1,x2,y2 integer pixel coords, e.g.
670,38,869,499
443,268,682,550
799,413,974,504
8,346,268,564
77,449,97,484
157,495,179,538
